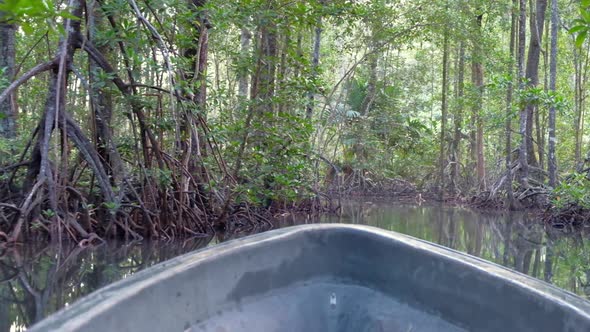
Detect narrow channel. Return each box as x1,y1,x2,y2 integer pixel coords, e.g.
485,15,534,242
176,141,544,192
1,201,588,331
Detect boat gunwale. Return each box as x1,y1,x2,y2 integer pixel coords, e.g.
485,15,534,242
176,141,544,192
29,224,590,331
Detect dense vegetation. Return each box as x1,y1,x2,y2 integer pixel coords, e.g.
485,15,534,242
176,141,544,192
1,0,590,242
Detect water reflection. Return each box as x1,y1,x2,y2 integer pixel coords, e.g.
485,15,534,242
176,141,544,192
2,201,590,331
292,201,590,300
0,238,211,332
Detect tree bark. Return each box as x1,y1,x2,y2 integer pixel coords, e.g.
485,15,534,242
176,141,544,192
439,32,449,200
472,14,486,191
306,7,323,120
252,22,278,115
573,42,589,171
359,45,378,117
88,1,123,185
0,12,16,138
505,0,517,208
238,28,251,99
356,33,379,164
518,0,530,188
547,0,558,188
574,46,582,169
524,0,548,168
180,0,210,213
451,43,465,197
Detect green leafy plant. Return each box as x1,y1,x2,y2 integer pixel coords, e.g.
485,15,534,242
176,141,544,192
102,202,120,215
0,0,78,33
569,0,590,47
551,173,590,209
42,209,55,218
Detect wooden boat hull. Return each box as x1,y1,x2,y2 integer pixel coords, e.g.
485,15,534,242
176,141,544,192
30,225,590,331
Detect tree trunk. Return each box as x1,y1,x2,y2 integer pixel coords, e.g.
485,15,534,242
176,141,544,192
451,43,465,197
573,43,589,171
238,28,251,99
518,0,530,188
181,0,210,212
252,23,278,115
0,13,16,138
574,46,582,169
88,1,122,185
506,0,517,208
277,33,289,114
547,0,558,188
524,0,548,168
306,9,323,120
472,14,486,191
538,16,551,171
355,34,379,165
262,28,277,112
439,32,449,200
359,46,378,117
194,13,209,112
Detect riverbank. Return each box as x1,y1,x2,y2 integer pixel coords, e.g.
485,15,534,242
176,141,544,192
329,184,586,234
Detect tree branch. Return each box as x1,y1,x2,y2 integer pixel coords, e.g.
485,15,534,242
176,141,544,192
0,60,56,105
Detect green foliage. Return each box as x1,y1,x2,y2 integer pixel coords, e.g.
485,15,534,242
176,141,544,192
516,86,570,113
213,108,315,206
41,209,55,218
0,0,77,33
102,201,120,215
1,0,589,228
551,173,590,209
0,67,8,91
569,0,590,47
0,136,26,171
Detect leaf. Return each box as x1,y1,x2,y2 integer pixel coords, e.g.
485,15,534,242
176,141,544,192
576,30,588,48
21,22,33,34
569,25,587,34
346,110,361,118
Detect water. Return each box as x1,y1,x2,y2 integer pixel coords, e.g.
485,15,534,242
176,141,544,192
1,201,589,331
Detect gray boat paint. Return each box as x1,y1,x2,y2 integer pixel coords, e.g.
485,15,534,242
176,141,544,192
29,224,590,332
189,281,466,332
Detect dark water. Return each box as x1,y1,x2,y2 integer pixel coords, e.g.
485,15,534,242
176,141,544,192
2,201,590,331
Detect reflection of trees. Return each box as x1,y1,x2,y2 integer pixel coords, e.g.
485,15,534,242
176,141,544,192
544,234,554,283
464,213,484,257
278,205,590,301
0,269,12,332
544,230,590,299
0,238,210,330
512,216,545,276
500,213,514,267
325,201,590,299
